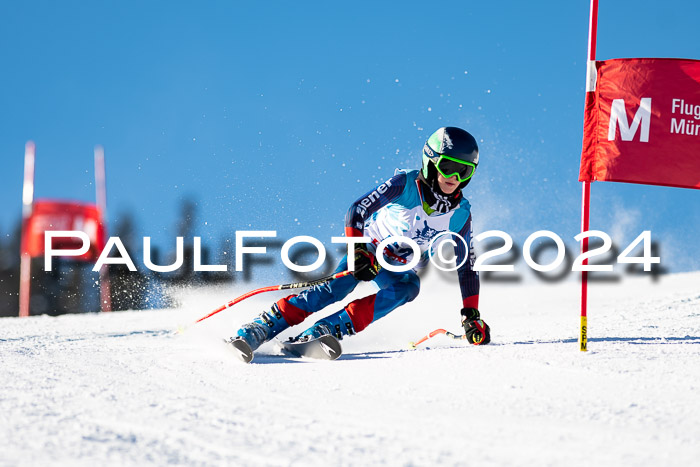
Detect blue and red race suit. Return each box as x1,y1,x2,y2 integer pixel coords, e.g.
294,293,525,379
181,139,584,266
273,169,480,334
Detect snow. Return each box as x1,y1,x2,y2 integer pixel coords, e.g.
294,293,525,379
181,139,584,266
2,270,700,466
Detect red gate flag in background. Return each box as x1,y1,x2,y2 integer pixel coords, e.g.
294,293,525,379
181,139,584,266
21,200,106,261
580,58,700,189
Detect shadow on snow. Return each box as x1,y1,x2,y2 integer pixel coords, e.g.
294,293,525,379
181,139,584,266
511,336,700,345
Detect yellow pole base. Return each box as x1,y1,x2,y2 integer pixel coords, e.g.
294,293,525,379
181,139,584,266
579,316,588,352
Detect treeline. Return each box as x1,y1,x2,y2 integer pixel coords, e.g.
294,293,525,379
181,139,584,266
0,199,234,317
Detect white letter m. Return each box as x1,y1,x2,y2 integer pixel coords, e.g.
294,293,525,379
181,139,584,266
608,98,651,142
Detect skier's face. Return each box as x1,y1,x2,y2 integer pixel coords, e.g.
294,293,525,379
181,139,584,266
437,173,460,194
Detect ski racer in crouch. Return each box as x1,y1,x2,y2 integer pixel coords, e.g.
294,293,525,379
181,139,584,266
230,126,490,361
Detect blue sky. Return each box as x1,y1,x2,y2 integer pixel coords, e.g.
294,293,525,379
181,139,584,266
1,0,699,278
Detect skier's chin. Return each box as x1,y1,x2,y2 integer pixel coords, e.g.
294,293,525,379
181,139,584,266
440,182,459,194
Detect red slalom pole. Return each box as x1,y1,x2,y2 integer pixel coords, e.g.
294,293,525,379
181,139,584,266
580,182,591,352
579,0,599,352
178,270,354,333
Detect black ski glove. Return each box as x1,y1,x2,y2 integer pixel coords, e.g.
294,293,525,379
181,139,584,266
461,307,491,345
353,243,381,281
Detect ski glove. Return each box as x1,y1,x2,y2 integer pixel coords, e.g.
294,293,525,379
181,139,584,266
461,307,491,345
352,243,381,281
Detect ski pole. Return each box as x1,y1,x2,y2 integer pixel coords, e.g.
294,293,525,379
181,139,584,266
178,270,354,333
409,329,466,349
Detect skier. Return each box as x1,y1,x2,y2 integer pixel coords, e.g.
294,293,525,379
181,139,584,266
230,126,490,360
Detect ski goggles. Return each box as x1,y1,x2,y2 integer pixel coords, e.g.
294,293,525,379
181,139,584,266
433,154,477,183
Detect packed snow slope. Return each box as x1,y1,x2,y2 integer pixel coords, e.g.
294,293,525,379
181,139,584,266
2,270,700,467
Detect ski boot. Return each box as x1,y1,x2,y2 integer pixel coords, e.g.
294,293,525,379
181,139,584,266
228,304,290,362
293,308,356,342
279,308,354,360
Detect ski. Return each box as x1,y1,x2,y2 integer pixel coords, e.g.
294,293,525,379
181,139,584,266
224,334,343,363
225,337,254,363
280,335,343,361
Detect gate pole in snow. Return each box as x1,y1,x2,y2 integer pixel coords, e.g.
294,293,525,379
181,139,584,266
19,142,35,317
580,0,599,351
94,145,112,312
580,182,591,351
